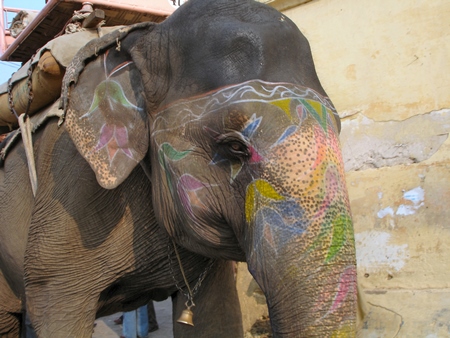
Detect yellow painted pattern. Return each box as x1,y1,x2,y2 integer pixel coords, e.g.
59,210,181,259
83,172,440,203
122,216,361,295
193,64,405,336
269,99,293,119
245,179,285,223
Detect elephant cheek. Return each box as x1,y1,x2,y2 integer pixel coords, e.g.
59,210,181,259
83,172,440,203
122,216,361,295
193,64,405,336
176,174,212,221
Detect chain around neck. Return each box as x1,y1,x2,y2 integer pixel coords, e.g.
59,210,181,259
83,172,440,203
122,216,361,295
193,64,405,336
168,239,215,309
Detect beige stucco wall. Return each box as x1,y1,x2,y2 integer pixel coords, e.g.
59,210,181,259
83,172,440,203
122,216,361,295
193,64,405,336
282,0,450,336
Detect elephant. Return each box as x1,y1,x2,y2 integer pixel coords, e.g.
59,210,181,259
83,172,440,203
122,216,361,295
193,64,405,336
0,0,357,337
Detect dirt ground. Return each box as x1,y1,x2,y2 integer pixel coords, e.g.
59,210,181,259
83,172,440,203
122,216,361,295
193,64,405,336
92,299,272,338
245,316,272,338
92,299,173,338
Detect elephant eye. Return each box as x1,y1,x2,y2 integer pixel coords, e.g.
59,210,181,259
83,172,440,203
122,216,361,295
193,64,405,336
215,132,250,160
228,141,248,156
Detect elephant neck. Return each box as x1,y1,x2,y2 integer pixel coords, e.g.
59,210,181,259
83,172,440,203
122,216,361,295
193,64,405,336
168,238,216,303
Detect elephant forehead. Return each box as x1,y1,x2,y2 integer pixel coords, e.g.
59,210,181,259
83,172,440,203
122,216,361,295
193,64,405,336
152,80,339,134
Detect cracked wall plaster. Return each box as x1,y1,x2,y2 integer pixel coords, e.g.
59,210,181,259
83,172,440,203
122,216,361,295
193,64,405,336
377,186,425,218
340,109,450,171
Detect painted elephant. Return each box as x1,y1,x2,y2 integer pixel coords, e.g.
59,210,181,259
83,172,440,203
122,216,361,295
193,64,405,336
0,0,356,337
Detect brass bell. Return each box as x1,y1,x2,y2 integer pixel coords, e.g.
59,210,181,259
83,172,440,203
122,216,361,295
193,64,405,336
177,308,194,326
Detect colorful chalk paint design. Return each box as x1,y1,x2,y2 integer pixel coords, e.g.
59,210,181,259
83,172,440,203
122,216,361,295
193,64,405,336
82,51,143,164
153,80,356,326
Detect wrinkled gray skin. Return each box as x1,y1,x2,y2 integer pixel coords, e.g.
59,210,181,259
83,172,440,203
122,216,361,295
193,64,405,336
0,0,356,337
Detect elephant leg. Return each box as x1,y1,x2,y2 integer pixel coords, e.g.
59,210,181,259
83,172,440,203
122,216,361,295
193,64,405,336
24,199,103,336
0,309,20,338
172,260,243,338
25,283,98,337
0,272,21,338
24,222,107,338
24,214,101,336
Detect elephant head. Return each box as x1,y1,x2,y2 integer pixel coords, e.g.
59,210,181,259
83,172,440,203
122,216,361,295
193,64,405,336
63,0,356,336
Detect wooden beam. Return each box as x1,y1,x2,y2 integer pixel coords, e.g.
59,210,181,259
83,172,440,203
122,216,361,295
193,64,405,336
82,9,105,29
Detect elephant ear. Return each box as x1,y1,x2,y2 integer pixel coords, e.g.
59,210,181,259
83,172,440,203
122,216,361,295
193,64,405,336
65,47,148,189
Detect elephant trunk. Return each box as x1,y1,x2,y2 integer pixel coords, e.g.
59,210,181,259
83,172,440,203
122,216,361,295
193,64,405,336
244,124,357,336
247,223,356,337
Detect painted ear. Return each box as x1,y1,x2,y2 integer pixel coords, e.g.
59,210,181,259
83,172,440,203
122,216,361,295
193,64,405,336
65,47,148,189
